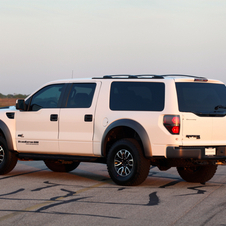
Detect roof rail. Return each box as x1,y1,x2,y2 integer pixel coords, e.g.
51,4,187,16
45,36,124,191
93,74,207,80
103,75,137,79
101,74,164,79
161,74,207,79
136,74,164,79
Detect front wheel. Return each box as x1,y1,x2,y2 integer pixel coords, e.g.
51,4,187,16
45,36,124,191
177,165,217,183
107,138,150,186
44,160,80,172
0,137,18,175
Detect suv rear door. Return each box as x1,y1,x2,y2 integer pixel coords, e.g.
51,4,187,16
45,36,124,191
181,113,212,146
59,82,101,155
176,82,226,146
212,115,226,146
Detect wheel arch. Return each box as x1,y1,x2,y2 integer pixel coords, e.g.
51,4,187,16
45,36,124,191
101,119,152,158
0,120,14,150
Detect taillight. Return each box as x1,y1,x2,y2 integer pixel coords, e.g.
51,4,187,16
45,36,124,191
163,115,180,135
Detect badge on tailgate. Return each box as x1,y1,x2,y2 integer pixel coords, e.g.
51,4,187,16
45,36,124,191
186,135,200,139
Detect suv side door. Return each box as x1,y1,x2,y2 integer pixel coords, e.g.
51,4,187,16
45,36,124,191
16,83,65,153
59,82,101,155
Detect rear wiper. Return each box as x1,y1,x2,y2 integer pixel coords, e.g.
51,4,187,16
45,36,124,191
214,105,226,110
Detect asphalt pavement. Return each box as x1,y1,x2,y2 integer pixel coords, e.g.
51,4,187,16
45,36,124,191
0,160,226,226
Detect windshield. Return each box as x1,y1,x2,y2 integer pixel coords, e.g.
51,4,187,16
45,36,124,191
176,82,226,113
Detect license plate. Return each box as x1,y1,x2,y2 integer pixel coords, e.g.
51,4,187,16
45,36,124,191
205,148,216,156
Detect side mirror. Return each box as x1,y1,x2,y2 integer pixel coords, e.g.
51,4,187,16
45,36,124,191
16,99,26,111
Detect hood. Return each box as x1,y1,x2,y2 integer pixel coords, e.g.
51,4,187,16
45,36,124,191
0,105,16,111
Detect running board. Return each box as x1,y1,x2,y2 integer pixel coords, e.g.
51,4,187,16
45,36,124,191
17,153,106,163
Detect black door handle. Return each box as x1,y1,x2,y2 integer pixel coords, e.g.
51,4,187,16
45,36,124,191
84,114,93,122
50,114,58,121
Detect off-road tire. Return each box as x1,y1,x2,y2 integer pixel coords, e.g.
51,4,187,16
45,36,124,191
0,136,18,174
44,160,80,172
107,138,150,186
177,165,217,183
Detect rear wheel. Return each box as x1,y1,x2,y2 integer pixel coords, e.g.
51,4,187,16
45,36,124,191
177,165,217,183
44,160,80,172
0,137,18,174
107,138,150,186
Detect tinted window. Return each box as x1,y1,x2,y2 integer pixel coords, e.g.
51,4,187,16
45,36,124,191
110,82,165,111
66,83,96,108
176,83,226,112
30,84,64,111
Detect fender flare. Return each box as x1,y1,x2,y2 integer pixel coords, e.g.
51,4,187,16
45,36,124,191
0,120,14,150
101,119,152,158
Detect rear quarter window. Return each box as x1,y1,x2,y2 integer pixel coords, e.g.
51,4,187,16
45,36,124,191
110,82,165,111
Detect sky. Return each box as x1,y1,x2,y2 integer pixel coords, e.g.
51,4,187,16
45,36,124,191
1,0,226,95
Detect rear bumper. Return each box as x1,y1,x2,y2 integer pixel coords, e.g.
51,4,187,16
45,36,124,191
166,146,226,160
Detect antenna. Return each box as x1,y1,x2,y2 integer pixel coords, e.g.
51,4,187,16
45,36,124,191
72,70,73,78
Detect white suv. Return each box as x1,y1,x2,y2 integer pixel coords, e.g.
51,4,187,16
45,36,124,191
0,74,226,186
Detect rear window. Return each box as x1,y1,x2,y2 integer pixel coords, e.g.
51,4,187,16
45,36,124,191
110,82,165,111
176,82,226,112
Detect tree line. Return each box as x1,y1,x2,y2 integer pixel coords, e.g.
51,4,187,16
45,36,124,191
0,93,28,99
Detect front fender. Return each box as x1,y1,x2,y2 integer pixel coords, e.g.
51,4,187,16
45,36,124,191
0,120,14,150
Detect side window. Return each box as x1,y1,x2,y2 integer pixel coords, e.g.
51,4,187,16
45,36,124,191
29,84,64,111
110,82,165,111
66,83,96,108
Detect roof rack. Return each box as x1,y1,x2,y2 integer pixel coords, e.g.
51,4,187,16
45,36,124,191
161,74,207,79
136,74,164,79
101,74,164,79
93,74,207,80
103,75,137,79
